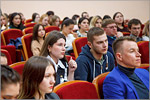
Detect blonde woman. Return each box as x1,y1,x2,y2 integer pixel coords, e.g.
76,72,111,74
1,13,9,31
90,15,102,29
38,14,50,27
142,20,149,41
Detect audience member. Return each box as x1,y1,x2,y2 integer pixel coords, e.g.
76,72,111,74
50,15,60,27
72,14,80,32
19,12,26,23
90,15,102,29
142,20,149,41
72,14,80,25
39,14,50,27
103,36,149,99
76,17,89,37
113,12,129,32
40,31,77,85
32,12,40,23
102,15,111,20
102,18,123,56
9,12,26,30
46,10,55,25
0,53,8,65
18,56,60,99
128,18,143,42
31,24,45,56
62,17,69,22
81,11,89,19
1,13,9,31
74,27,115,82
1,65,20,99
61,19,76,55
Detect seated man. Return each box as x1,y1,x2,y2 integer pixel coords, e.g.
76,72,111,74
74,27,115,82
128,18,143,42
103,36,149,99
102,18,123,56
1,65,20,99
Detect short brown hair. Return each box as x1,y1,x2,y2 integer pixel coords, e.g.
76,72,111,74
112,36,136,55
87,27,105,43
102,18,116,28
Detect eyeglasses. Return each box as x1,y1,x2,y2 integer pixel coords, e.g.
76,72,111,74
131,27,141,30
106,26,117,29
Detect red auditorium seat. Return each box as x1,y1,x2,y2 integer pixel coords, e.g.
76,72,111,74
92,72,110,99
72,37,87,59
53,80,99,99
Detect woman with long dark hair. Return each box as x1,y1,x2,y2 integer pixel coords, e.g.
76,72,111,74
18,56,59,99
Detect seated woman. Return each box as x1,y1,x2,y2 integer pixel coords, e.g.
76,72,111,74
61,19,76,54
31,24,45,56
38,14,50,27
90,15,102,29
9,12,26,30
1,13,9,31
50,15,60,28
18,56,60,99
31,12,40,23
1,65,20,99
76,17,89,37
40,31,77,85
113,12,129,32
142,20,149,41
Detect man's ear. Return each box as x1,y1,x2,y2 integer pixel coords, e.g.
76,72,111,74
116,52,123,62
87,41,92,48
128,27,131,32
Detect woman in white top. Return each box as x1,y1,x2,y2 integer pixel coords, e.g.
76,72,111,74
61,19,76,55
76,17,89,37
40,31,77,85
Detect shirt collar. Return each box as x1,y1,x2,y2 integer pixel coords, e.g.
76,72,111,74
47,55,66,72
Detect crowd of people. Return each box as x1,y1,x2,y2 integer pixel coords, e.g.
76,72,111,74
1,10,149,99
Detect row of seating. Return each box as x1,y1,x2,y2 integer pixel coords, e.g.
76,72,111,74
1,26,60,46
9,60,149,99
1,32,149,65
72,37,149,64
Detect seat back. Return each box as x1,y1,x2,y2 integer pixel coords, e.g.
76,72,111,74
54,80,99,99
22,27,33,35
1,49,12,65
9,61,26,75
72,37,87,59
1,45,17,64
1,33,5,46
45,26,60,33
137,41,149,63
21,33,33,60
92,72,110,99
122,32,130,36
137,63,149,69
1,29,23,45
65,55,76,61
24,23,36,28
25,19,33,24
